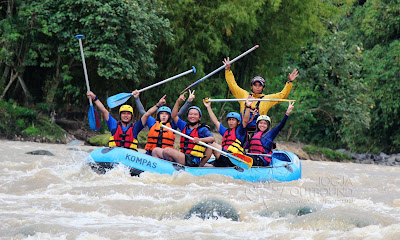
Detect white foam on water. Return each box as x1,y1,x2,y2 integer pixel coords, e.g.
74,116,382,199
1,140,400,239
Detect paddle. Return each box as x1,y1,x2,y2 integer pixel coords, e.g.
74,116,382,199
107,66,196,108
181,45,259,93
160,125,253,170
205,98,296,103
75,34,101,131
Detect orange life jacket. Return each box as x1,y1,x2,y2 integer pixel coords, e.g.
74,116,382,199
145,121,175,151
108,122,138,151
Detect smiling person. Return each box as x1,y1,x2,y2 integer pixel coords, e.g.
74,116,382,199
223,57,299,135
246,100,295,166
87,91,166,151
161,92,215,167
202,96,252,167
131,90,177,157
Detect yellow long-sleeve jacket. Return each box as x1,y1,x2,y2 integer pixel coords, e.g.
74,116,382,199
225,70,293,115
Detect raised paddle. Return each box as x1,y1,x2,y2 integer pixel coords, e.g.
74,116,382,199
160,125,253,170
181,45,259,93
107,66,196,108
205,98,296,103
75,34,101,131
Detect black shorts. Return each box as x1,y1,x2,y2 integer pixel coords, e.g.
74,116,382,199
184,153,200,167
251,155,269,166
213,155,235,167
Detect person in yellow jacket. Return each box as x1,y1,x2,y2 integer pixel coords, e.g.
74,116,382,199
223,57,299,134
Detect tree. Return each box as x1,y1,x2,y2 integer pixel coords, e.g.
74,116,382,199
289,30,371,151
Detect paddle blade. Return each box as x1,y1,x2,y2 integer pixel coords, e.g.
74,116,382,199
229,153,253,170
88,106,101,131
107,93,132,108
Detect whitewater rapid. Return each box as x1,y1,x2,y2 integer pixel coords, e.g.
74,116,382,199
0,140,399,239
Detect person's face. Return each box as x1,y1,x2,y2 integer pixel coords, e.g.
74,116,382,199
251,82,264,94
159,112,169,123
120,111,133,122
257,120,269,132
227,117,239,129
187,109,200,123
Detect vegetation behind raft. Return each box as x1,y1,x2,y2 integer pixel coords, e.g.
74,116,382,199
0,99,67,143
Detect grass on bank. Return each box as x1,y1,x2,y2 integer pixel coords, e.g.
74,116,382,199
303,145,351,161
0,99,66,142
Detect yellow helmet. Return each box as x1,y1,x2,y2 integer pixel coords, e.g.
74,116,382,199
119,105,134,115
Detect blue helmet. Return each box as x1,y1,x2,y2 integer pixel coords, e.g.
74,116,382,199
187,106,202,118
226,112,241,122
157,106,172,115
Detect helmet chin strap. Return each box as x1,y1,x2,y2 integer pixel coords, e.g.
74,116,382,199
121,120,131,125
188,121,199,126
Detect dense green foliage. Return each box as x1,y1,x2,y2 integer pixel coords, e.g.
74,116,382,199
0,99,65,141
0,0,399,153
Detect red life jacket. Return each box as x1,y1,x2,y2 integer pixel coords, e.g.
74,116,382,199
179,126,206,158
108,122,138,151
222,128,244,154
145,121,175,151
248,131,272,163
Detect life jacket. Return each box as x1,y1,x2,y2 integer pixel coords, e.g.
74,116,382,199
108,122,138,151
145,121,175,151
222,128,244,154
243,93,263,135
179,125,207,158
248,131,272,163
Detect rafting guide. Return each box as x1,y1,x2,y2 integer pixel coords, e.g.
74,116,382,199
223,57,299,134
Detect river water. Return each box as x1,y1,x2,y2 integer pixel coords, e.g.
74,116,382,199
1,140,399,239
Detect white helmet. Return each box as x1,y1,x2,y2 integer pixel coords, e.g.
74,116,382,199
256,115,271,125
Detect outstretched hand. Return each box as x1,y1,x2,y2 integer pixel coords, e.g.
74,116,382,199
188,89,195,102
223,57,231,71
132,90,139,98
87,91,96,101
178,92,186,103
158,94,167,107
288,69,299,82
246,94,254,107
286,102,295,115
203,98,211,108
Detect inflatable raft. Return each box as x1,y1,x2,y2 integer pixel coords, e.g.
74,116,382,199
87,147,301,182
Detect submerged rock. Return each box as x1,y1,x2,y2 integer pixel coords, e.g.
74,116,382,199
185,199,239,221
25,150,54,156
259,203,321,218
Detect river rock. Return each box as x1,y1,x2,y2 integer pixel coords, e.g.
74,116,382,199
25,150,55,156
185,199,239,221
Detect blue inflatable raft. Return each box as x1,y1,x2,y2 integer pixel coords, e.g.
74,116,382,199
87,147,301,182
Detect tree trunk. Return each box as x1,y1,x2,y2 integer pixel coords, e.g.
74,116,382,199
0,70,18,100
17,75,31,105
45,55,61,105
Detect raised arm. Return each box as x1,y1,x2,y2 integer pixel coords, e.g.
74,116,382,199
87,91,110,121
178,89,195,118
242,95,254,128
203,98,220,131
171,92,186,124
132,90,146,116
223,57,249,99
265,69,298,105
141,95,166,126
